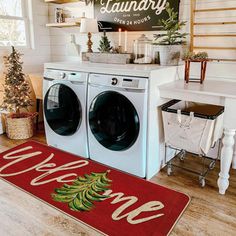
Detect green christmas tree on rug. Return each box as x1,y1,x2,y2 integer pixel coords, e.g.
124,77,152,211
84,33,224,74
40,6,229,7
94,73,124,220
98,31,112,53
1,46,32,116
52,171,112,212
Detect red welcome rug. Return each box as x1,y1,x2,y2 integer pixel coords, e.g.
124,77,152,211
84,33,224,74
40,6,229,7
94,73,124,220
0,141,190,236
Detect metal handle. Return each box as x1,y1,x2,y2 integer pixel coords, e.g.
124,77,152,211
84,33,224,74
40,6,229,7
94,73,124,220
44,77,54,81
70,81,86,85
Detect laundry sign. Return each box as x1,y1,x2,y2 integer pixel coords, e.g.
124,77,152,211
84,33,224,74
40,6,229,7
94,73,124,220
94,0,181,31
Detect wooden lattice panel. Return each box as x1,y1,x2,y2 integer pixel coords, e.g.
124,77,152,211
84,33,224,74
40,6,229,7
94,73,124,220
190,0,236,62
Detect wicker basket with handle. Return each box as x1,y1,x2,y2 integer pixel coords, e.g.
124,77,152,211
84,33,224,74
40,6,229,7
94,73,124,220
5,112,38,140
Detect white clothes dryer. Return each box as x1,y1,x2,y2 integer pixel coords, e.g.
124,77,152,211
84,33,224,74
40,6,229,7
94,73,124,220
87,73,148,177
43,69,88,157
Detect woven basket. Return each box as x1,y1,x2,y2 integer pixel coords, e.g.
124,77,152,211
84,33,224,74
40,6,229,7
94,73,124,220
5,112,37,140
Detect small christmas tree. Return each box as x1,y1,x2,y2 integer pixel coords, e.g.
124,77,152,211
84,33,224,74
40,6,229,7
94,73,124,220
1,46,32,116
98,31,112,53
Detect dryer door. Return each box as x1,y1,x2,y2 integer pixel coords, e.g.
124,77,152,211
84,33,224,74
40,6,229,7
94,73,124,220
44,83,82,136
89,91,140,151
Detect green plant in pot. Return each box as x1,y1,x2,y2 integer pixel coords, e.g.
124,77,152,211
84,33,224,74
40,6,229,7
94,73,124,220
153,3,187,66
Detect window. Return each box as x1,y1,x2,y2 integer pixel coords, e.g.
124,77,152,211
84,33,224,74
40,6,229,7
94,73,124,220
0,0,31,47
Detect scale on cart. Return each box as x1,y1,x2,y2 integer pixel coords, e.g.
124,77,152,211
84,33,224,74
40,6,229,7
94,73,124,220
162,100,224,187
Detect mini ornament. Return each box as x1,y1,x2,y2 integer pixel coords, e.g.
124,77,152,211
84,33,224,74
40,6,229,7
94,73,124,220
52,171,112,212
98,31,112,53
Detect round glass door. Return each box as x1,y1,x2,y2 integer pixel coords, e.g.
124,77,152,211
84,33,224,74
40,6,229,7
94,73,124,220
89,91,140,151
44,83,82,136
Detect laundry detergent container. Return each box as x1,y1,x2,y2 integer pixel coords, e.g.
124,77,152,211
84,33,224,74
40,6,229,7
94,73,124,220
161,100,224,156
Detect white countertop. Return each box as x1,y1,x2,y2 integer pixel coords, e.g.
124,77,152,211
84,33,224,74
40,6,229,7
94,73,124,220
159,80,236,99
44,61,169,77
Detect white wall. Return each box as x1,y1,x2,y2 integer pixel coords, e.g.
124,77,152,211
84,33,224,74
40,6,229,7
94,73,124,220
0,0,51,74
48,0,236,80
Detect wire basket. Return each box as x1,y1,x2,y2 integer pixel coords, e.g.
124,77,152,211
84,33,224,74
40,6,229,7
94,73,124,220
6,112,37,140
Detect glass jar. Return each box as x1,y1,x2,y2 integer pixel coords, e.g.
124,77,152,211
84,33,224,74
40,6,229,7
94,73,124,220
133,34,153,64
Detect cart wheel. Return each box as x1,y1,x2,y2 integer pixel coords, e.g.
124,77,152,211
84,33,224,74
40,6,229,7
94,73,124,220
167,164,172,176
179,150,186,161
209,161,215,170
199,176,206,188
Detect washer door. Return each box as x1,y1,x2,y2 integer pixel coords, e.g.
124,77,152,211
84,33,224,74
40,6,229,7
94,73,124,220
89,91,140,151
44,83,82,136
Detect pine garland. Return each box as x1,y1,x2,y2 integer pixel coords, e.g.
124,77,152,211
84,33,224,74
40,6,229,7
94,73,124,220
52,171,112,212
182,51,209,60
1,46,32,114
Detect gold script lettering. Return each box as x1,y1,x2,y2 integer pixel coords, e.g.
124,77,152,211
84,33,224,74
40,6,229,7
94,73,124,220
0,146,89,186
104,190,164,224
0,146,48,177
31,160,89,186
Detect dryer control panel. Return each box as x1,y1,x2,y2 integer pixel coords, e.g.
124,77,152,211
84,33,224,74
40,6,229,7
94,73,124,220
89,73,148,90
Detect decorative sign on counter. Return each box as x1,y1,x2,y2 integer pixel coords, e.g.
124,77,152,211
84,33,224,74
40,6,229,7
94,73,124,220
94,0,181,32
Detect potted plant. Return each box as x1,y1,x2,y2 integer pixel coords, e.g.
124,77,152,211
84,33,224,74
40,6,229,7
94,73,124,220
153,3,187,66
1,46,37,139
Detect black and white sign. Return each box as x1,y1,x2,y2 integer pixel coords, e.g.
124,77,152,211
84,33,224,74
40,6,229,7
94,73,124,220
94,0,181,32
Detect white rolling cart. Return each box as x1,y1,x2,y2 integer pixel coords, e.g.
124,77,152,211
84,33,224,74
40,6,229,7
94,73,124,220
162,100,224,187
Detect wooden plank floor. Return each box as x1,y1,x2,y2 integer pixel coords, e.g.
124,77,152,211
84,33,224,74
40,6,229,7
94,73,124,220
0,127,235,236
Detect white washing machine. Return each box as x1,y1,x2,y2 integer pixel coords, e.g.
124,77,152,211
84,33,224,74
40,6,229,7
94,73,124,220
87,73,148,177
43,69,88,157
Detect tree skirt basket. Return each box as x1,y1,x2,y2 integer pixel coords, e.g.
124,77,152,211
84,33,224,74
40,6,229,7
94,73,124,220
5,112,37,140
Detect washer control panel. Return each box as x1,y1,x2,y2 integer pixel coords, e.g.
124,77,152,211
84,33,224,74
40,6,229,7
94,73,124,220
44,69,88,82
89,73,148,90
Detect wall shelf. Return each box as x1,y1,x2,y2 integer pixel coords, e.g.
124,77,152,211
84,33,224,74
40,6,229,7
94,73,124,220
46,22,80,28
45,0,80,3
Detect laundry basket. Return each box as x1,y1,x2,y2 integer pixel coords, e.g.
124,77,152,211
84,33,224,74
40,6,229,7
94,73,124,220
162,100,224,156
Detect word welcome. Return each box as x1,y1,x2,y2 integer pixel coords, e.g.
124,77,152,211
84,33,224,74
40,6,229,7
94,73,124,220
0,146,165,224
0,146,89,186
